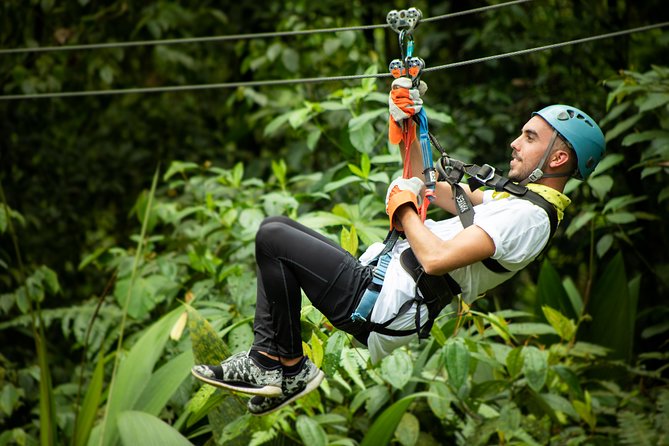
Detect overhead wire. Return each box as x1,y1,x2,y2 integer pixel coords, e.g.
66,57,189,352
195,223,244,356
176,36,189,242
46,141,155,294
1,21,666,102
0,0,533,55
3,23,667,99
424,21,669,72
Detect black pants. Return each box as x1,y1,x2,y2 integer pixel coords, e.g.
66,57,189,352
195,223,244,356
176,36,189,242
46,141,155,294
252,216,373,359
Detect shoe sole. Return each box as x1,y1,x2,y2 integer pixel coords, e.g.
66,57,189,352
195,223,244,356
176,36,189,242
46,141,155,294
249,369,325,416
191,368,283,397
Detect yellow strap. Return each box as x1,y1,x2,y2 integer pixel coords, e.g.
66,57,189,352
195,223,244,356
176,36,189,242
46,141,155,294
492,184,571,221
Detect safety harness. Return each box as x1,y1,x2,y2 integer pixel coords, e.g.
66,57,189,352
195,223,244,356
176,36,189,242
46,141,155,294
437,157,559,273
349,8,560,339
351,157,560,339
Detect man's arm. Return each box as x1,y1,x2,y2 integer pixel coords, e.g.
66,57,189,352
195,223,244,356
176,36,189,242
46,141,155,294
394,204,495,275
401,136,485,214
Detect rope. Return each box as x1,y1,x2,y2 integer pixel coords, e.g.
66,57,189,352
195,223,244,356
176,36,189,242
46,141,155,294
0,0,533,55
0,21,666,101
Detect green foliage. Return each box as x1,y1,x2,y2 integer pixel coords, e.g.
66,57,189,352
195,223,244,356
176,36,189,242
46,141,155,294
117,411,192,446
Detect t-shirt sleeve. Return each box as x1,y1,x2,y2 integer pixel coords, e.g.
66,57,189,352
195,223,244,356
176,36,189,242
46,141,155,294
473,199,551,265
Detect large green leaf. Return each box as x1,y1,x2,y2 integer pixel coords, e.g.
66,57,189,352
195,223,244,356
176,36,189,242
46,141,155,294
73,355,106,446
580,253,637,361
187,305,231,363
296,415,328,446
522,346,548,392
349,122,376,154
380,349,413,390
427,382,455,419
134,350,194,415
395,412,420,446
117,411,192,446
360,392,434,446
536,260,577,320
542,306,576,342
444,337,470,390
100,307,183,446
323,330,347,376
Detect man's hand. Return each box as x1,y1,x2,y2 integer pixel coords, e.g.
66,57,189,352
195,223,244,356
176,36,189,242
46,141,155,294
385,177,424,230
388,78,428,144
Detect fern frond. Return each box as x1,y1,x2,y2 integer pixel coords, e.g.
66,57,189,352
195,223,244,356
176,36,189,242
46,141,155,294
617,410,657,446
655,389,669,446
0,303,122,355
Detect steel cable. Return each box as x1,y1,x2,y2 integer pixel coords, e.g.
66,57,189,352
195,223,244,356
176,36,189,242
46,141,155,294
0,0,533,55
0,21,667,101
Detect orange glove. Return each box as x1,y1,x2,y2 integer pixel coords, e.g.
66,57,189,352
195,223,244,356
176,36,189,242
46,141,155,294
385,177,424,230
388,78,427,144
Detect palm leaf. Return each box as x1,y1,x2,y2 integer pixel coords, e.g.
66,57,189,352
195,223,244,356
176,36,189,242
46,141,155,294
100,307,184,446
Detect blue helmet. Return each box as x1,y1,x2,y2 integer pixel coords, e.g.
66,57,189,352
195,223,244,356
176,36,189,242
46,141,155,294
533,104,606,179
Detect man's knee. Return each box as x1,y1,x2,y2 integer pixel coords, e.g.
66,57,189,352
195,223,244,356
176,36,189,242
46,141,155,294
256,217,292,252
259,215,292,229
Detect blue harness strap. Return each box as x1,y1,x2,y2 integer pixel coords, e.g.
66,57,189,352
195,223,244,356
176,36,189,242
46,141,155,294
350,251,391,322
350,230,399,322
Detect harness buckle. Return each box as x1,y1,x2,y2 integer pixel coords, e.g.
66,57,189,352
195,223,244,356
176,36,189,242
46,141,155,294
526,168,544,183
475,164,496,184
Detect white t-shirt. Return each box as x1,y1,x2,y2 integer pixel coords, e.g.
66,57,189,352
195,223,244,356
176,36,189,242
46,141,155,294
359,190,553,364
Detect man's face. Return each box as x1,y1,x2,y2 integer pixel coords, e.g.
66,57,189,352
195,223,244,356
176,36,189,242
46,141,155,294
508,116,555,182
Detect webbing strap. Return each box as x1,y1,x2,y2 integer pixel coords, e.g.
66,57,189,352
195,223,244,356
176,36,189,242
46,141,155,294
351,252,392,322
414,109,437,220
442,160,560,273
362,298,421,337
464,164,559,238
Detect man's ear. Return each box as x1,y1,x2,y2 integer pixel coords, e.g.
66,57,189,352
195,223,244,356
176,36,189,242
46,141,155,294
549,148,571,169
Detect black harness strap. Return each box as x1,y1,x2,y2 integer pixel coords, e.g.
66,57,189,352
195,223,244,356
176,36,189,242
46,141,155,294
440,160,560,273
362,249,461,339
362,299,421,337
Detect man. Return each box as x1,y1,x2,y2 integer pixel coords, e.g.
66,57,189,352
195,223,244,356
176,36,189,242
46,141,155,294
191,78,606,416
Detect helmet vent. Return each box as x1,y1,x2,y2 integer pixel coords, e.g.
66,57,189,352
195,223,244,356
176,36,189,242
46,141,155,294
586,156,595,168
575,112,595,128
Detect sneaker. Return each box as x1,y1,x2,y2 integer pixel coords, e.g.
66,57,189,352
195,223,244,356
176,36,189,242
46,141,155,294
247,357,324,416
191,351,283,397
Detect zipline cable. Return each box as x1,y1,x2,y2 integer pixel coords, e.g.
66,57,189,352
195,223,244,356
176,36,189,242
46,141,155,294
424,21,669,73
0,0,533,55
0,21,666,101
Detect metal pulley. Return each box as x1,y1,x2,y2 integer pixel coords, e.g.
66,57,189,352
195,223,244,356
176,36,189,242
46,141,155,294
386,8,422,34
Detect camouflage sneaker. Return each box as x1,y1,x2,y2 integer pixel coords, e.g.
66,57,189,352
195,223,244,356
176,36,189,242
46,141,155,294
191,351,283,397
247,357,324,416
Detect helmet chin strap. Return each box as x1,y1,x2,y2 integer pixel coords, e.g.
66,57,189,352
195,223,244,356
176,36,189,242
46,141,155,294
519,130,569,185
